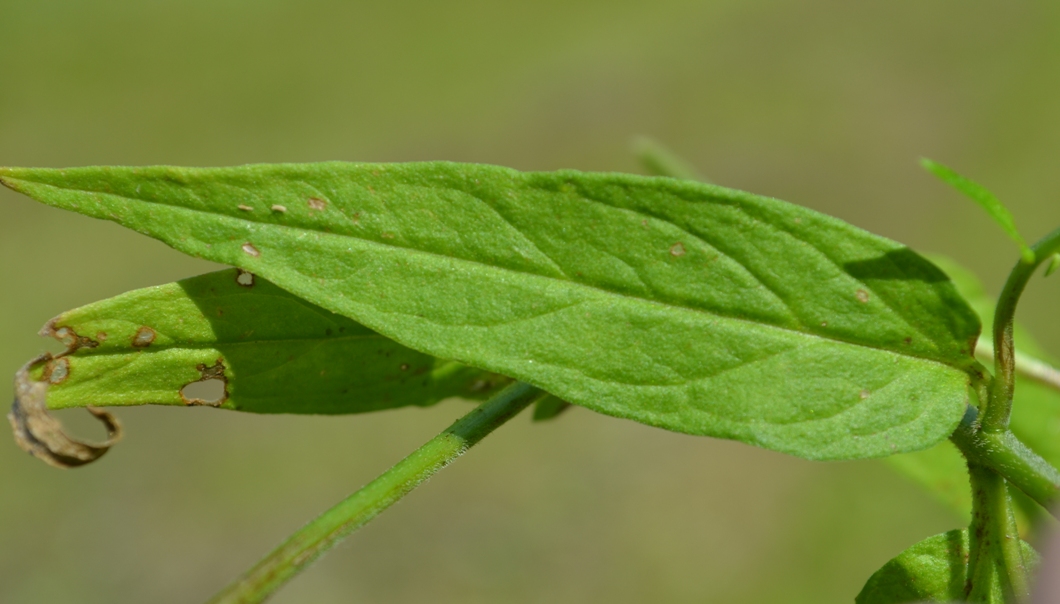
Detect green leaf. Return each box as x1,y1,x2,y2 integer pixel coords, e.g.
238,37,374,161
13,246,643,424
532,396,571,422
632,137,708,182
887,255,1060,528
0,162,983,460
856,529,1038,603
34,268,507,414
921,158,1035,264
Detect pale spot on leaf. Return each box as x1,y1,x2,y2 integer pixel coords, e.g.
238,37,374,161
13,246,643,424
132,326,156,347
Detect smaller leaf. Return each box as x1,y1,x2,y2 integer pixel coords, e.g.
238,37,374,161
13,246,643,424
1046,253,1060,277
34,269,509,415
921,158,1035,264
856,529,1038,604
532,396,571,422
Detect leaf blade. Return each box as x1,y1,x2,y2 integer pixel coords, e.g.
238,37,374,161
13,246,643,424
37,269,507,414
1,163,983,460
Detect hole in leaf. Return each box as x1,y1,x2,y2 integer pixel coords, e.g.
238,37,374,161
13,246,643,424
236,270,255,287
180,379,227,406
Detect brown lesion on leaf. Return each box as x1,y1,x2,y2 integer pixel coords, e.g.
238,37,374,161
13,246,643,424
8,354,123,469
180,359,229,407
132,326,156,348
307,197,328,211
39,319,100,353
42,357,71,385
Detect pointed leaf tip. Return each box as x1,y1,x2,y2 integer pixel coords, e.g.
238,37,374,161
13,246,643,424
921,158,1034,263
632,137,706,182
1047,253,1060,277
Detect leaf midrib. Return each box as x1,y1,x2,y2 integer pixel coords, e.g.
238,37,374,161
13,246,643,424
66,333,390,358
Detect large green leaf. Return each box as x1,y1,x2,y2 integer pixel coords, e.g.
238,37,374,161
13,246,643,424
886,255,1060,526
0,163,982,460
33,269,507,414
856,529,1038,603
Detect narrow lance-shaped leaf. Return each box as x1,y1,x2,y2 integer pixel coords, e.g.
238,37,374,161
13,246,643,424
0,163,983,460
32,268,508,415
921,158,1035,264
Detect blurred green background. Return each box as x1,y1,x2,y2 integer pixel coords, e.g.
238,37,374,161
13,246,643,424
2,1,1059,602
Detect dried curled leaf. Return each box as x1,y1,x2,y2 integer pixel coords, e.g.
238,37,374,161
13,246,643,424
8,354,122,468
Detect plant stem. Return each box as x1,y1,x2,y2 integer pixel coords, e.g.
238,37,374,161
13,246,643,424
206,381,544,604
966,464,1029,601
984,226,1060,432
951,405,1060,514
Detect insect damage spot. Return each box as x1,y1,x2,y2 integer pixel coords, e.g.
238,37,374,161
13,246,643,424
8,354,122,469
43,357,70,384
180,360,228,407
307,197,327,211
855,289,870,303
859,389,871,400
242,242,261,257
670,242,686,257
132,326,156,348
236,269,255,287
96,332,108,342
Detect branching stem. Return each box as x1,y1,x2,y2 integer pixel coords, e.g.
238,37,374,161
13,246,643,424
207,381,544,604
951,406,1060,515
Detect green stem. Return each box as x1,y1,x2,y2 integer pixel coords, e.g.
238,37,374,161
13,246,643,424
984,226,1060,432
206,381,544,604
951,405,1060,514
966,464,1029,601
